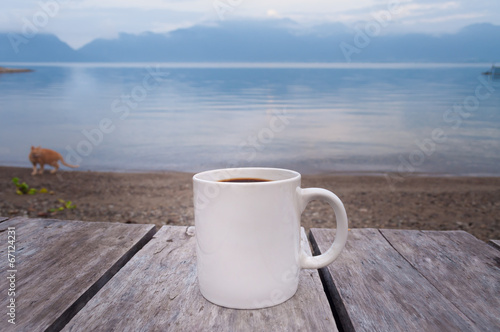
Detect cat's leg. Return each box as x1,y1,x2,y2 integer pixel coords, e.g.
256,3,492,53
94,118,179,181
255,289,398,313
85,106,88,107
39,163,45,174
31,163,38,176
50,162,59,174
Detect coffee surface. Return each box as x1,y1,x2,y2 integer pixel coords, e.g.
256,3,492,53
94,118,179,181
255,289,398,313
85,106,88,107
219,178,271,183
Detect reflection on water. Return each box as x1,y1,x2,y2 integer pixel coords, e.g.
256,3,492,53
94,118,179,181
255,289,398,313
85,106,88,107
0,63,499,175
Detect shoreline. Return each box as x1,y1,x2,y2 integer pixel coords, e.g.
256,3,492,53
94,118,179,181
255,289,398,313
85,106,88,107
1,166,499,241
1,163,499,178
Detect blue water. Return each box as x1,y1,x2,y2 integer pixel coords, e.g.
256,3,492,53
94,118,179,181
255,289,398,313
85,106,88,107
0,62,499,175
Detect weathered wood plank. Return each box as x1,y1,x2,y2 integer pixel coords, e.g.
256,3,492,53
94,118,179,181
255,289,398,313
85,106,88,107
0,217,156,332
488,239,500,251
0,216,8,222
380,229,500,331
310,228,478,332
63,226,337,332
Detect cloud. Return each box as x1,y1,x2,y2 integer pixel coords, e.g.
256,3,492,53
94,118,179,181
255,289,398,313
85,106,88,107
404,13,486,24
71,0,206,11
266,9,279,18
396,1,461,19
316,0,498,35
150,20,199,33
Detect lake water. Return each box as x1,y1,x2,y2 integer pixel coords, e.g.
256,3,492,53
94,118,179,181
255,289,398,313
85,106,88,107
0,62,499,175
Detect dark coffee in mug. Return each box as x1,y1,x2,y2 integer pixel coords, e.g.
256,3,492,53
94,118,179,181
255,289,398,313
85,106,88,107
219,178,271,183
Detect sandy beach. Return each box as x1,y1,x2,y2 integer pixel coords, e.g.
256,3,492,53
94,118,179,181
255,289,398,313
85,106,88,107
0,166,499,241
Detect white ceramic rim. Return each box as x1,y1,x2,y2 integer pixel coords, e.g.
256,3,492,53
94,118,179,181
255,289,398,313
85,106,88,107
193,167,301,185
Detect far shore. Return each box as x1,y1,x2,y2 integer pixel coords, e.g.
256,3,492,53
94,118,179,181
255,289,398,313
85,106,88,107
0,66,33,73
0,166,499,241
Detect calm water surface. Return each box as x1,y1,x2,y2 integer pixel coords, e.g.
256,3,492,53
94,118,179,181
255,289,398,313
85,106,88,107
0,63,499,175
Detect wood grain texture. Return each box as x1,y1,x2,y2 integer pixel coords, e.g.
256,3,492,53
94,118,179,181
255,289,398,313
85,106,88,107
63,226,337,332
488,239,500,250
0,217,156,332
0,216,8,222
310,228,478,332
381,229,500,331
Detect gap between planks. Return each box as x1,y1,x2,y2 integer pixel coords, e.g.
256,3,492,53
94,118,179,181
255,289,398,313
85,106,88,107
488,239,500,250
49,223,158,332
376,229,475,328
380,229,500,331
309,228,481,332
0,217,158,332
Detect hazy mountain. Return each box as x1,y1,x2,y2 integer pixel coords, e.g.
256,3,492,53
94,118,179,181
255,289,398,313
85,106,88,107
0,20,499,62
345,23,500,63
78,19,329,62
0,33,83,62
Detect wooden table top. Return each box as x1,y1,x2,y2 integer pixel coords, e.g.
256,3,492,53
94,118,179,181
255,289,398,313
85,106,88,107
1,216,499,332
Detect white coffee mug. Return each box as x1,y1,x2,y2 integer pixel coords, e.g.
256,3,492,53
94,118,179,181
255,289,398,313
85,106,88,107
193,167,348,309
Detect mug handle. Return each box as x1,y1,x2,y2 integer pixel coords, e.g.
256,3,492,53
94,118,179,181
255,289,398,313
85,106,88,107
298,188,348,269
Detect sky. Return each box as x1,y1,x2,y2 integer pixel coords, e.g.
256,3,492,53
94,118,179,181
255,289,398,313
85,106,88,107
1,0,499,49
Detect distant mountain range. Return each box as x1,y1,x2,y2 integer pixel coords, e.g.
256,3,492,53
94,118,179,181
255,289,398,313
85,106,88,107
1,20,499,62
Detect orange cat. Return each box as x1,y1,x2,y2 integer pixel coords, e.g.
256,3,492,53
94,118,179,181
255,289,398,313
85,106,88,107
29,146,79,175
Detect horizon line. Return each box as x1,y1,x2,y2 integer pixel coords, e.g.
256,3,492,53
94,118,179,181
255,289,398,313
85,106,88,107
0,62,495,69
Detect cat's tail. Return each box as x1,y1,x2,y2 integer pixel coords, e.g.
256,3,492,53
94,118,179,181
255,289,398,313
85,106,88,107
60,158,79,168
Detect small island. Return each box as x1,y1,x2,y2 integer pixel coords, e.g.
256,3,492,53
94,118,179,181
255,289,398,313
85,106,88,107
0,66,33,74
